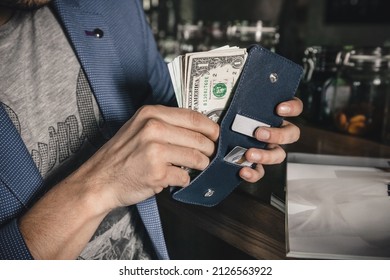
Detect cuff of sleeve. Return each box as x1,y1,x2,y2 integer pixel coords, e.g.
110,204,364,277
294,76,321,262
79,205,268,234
0,219,33,260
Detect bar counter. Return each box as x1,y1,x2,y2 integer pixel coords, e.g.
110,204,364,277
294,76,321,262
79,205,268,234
157,123,390,259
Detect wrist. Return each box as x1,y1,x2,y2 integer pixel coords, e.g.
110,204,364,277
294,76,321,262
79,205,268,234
19,168,114,259
65,166,115,219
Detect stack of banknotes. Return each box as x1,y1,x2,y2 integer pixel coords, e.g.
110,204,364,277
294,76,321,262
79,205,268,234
168,46,248,122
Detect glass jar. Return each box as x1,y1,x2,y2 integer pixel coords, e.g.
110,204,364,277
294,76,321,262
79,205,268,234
298,46,347,126
177,21,208,54
333,47,390,141
207,21,227,50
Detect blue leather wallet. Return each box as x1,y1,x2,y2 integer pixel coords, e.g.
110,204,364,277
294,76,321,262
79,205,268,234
171,45,303,206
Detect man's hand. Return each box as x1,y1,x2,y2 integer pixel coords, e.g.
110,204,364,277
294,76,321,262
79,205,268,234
78,105,220,212
239,97,303,182
20,105,220,259
20,99,301,259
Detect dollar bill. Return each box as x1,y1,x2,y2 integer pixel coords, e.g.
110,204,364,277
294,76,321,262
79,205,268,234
168,46,247,122
167,54,184,107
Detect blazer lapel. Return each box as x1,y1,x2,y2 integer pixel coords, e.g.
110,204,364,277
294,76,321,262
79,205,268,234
52,0,137,134
52,0,169,259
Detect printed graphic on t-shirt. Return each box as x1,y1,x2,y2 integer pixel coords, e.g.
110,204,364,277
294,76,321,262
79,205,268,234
1,70,106,177
1,69,152,260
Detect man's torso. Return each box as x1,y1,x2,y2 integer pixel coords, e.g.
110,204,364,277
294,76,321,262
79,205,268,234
0,6,154,260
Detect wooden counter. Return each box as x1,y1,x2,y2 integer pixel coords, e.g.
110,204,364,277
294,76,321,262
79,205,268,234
288,123,390,158
158,182,285,259
157,124,390,259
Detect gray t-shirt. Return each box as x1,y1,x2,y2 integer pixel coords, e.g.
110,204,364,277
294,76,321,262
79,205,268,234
0,6,154,260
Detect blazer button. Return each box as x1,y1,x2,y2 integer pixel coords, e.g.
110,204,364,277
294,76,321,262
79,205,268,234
93,28,104,38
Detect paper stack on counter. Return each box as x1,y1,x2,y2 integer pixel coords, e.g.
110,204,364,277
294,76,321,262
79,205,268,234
286,153,390,259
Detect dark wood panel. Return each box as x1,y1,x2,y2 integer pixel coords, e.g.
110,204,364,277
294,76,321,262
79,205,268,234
158,188,285,259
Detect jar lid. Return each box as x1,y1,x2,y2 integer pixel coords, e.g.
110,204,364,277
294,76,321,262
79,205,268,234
226,20,278,42
344,47,390,71
303,46,347,72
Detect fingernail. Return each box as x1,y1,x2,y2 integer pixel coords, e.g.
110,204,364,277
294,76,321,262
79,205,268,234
241,169,252,180
256,128,270,140
278,104,291,115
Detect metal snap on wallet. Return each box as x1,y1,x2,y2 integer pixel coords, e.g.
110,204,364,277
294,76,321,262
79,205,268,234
171,45,303,207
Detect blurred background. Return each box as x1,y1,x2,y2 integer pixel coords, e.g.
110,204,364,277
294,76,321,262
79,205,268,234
142,0,390,145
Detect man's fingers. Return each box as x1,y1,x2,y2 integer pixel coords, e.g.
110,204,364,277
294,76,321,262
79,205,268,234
137,118,216,157
239,144,286,183
239,164,264,183
133,105,220,142
245,144,286,165
255,120,300,145
160,143,211,171
163,166,191,188
276,97,303,117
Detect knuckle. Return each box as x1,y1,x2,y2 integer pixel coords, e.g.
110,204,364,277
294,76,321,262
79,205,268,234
137,105,154,119
266,145,285,164
261,150,271,163
293,126,301,143
188,110,203,127
193,132,207,146
151,165,167,184
178,171,190,186
146,142,165,157
211,123,220,140
154,186,164,194
275,131,286,145
191,149,209,170
142,119,164,138
274,148,286,164
144,142,166,168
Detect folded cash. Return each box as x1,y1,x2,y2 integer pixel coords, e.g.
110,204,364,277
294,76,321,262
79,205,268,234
168,46,248,122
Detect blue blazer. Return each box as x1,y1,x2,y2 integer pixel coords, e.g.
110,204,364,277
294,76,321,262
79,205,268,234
0,0,174,259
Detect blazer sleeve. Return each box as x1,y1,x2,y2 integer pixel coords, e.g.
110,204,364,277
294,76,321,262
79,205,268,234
0,219,33,259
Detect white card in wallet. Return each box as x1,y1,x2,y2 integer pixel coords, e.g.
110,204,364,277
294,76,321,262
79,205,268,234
231,114,270,137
